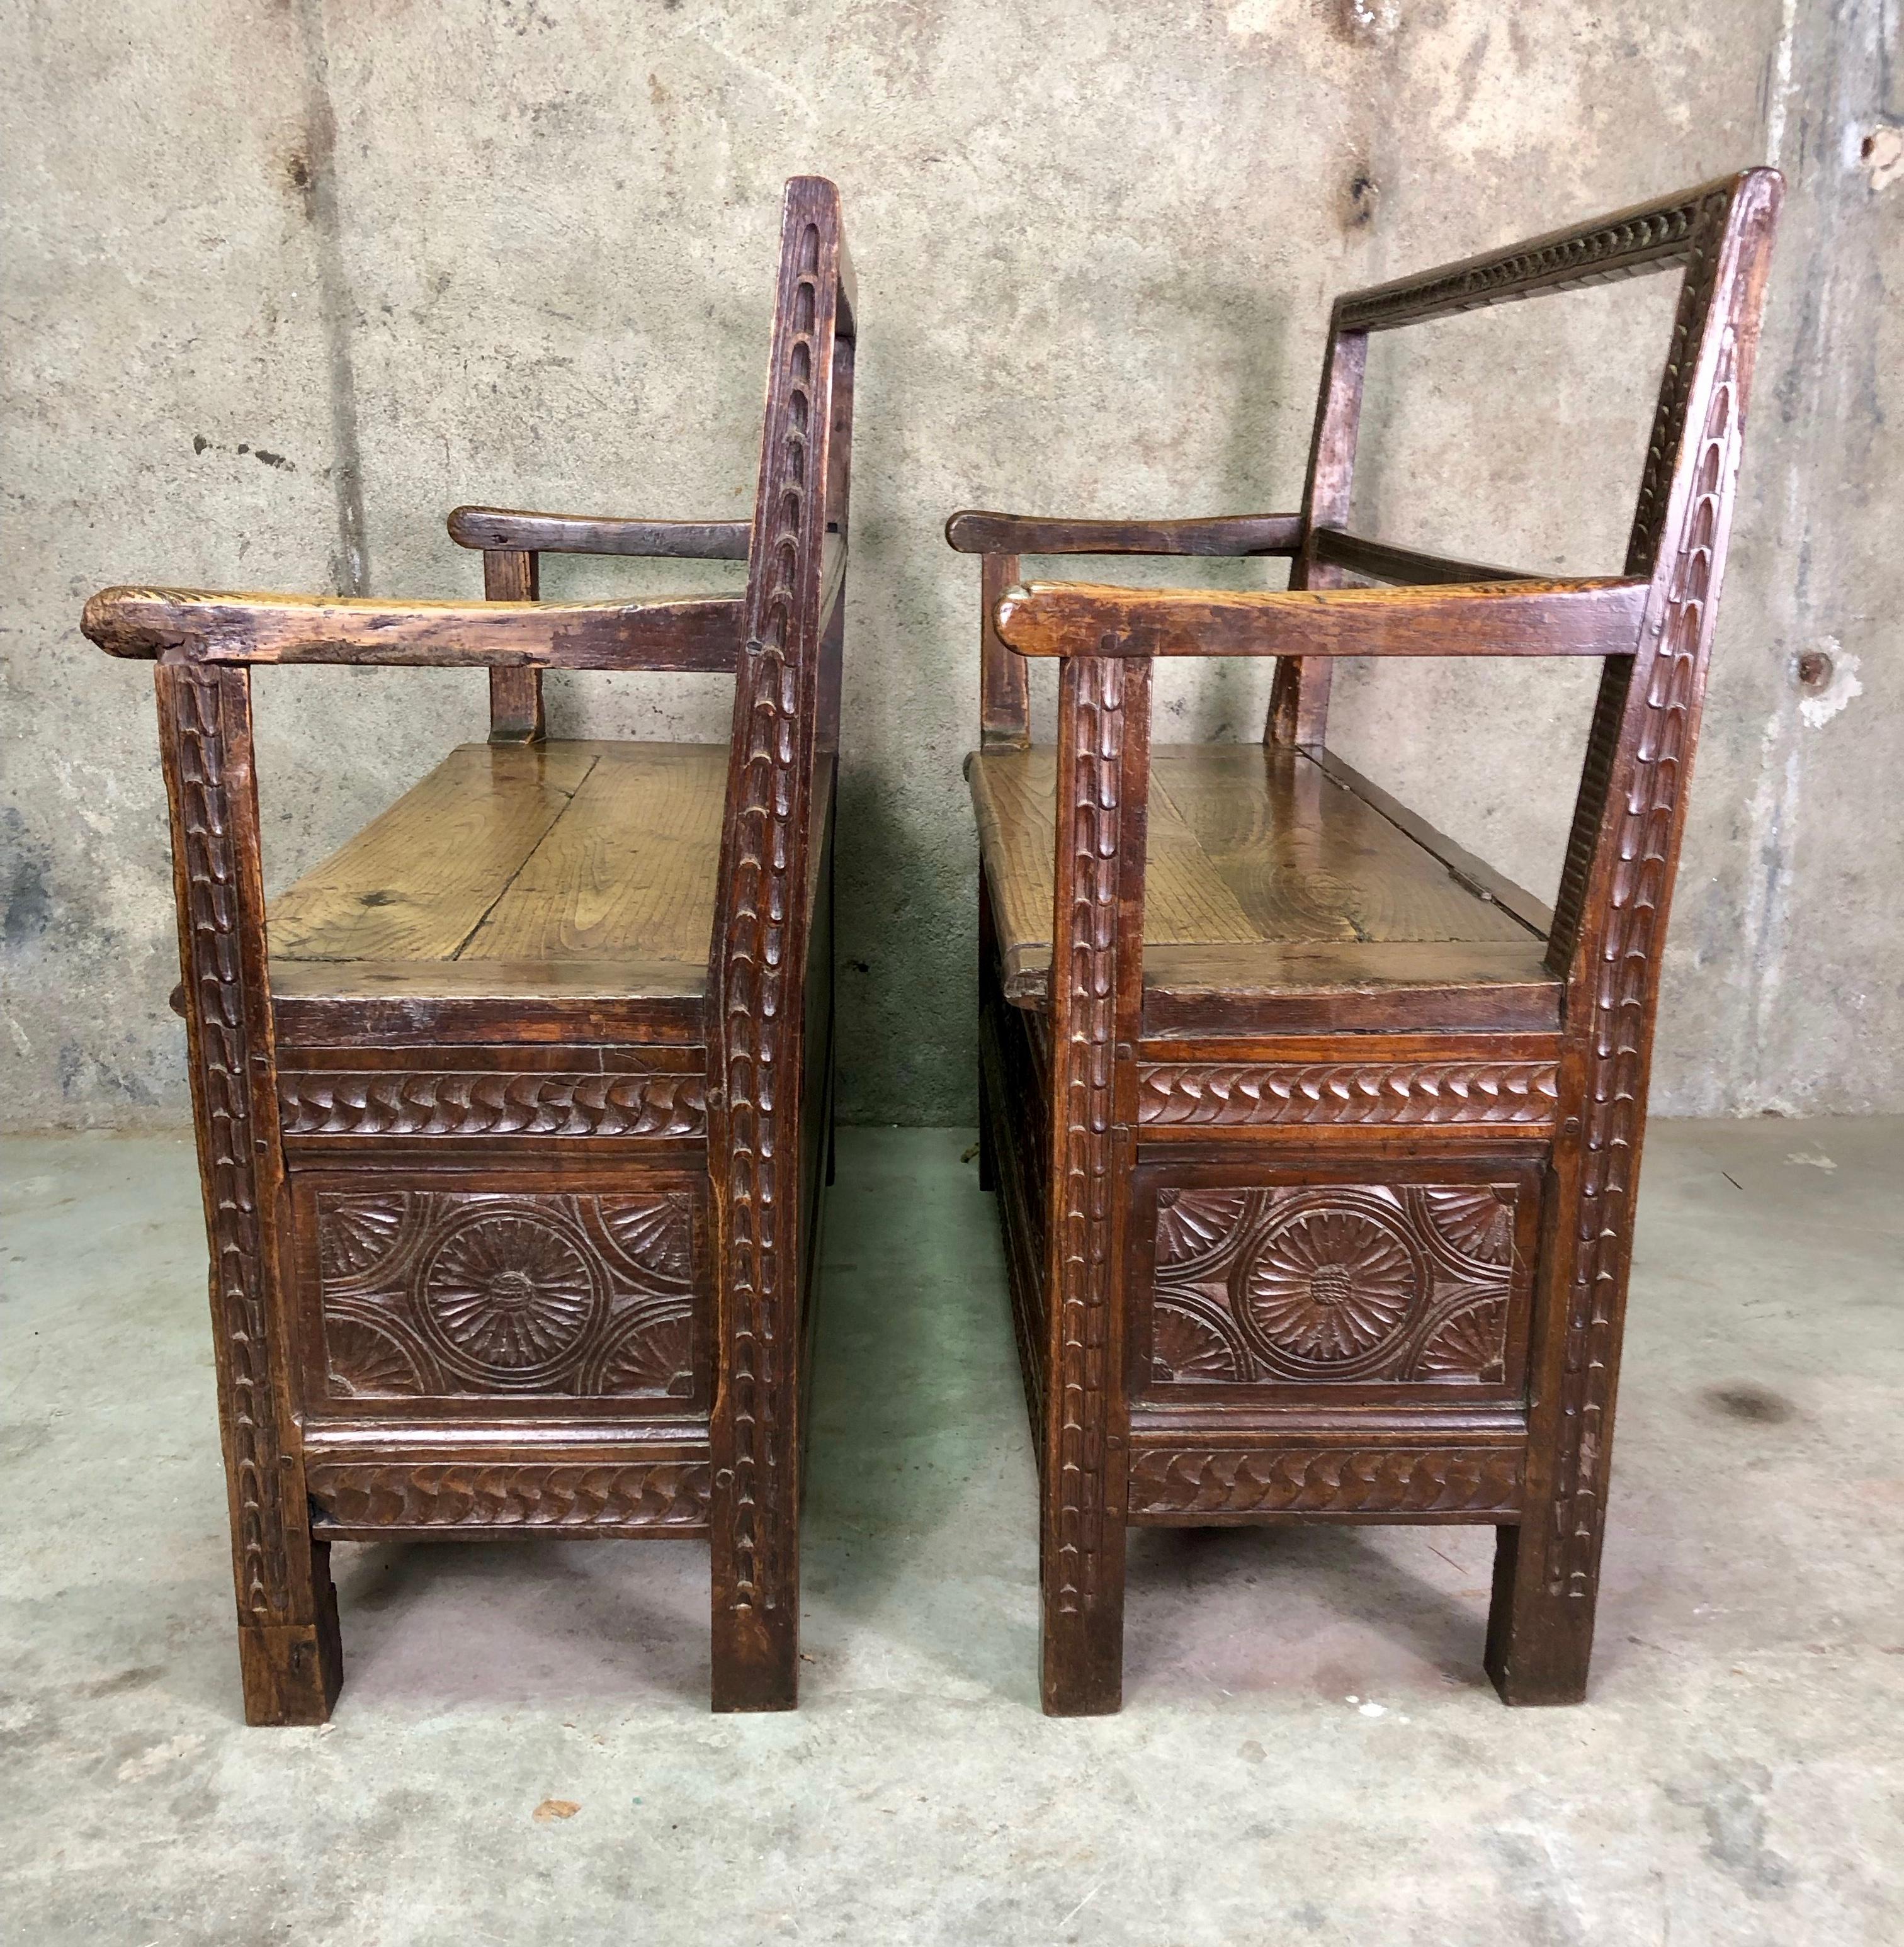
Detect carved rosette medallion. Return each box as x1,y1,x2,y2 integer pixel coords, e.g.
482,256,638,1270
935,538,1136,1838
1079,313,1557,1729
1145,1181,1524,1390
1242,1204,1425,1365
419,1208,604,1383
308,1188,701,1404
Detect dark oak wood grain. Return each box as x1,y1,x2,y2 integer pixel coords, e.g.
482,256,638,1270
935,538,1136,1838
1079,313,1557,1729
85,177,854,1722
993,575,1648,661
1310,527,1525,587
483,548,545,743
450,507,752,558
953,169,1782,1714
946,510,1301,556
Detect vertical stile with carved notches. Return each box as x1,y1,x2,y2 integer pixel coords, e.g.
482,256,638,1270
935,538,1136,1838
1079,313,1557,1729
707,178,848,1712
154,660,341,1725
1490,171,1784,1702
1040,649,1150,1715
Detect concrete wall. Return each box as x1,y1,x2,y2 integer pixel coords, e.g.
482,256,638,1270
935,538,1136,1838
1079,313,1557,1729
3,0,1896,1128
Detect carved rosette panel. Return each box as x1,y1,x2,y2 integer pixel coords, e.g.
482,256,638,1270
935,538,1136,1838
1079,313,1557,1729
280,1071,706,1139
307,1461,710,1532
157,664,291,1620
1129,1445,1524,1520
310,1188,701,1402
1136,1061,1559,1129
1543,184,1775,1603
1144,1182,1522,1390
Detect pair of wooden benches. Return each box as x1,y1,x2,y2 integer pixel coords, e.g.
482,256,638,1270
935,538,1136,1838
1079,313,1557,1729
83,169,1782,1720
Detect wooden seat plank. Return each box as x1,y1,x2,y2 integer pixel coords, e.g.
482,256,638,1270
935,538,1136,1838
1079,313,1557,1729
1155,747,1533,946
267,741,731,1019
970,743,1548,1018
970,748,1262,969
268,743,599,963
463,743,727,968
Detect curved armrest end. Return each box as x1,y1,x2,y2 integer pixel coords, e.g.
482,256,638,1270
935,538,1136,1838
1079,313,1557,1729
82,585,191,660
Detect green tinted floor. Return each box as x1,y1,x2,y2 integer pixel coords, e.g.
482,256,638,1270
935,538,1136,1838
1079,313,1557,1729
2,1123,1900,1944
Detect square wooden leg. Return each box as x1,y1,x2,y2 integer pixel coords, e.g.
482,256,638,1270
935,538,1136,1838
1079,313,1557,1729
236,1538,343,1726
1040,1509,1126,1715
1485,1523,1595,1706
710,1589,799,1713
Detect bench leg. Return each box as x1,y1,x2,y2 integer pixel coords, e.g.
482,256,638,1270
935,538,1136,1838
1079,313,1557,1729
1036,652,1147,1717
708,1214,802,1712
1485,1521,1595,1705
1040,1489,1126,1715
236,1538,343,1726
712,1464,802,1713
1483,1128,1633,1706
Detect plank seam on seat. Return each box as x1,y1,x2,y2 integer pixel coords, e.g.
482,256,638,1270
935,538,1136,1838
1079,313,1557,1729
446,751,603,962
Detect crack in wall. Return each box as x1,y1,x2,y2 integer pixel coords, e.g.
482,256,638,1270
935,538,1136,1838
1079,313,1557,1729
292,0,370,596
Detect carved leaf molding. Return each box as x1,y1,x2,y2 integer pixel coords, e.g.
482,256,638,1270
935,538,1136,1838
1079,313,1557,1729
1129,1446,1524,1518
1136,1061,1560,1128
306,1461,711,1531
280,1071,707,1139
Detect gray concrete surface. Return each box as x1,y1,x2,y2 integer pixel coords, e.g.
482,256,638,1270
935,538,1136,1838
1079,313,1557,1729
2,1121,1899,1944
2,3,1900,1129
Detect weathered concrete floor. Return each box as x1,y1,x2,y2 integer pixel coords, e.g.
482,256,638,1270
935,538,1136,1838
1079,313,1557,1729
2,1122,1899,1944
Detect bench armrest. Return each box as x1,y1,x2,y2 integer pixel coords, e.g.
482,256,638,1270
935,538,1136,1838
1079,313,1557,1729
81,585,745,670
447,505,751,559
945,509,1301,557
992,575,1648,660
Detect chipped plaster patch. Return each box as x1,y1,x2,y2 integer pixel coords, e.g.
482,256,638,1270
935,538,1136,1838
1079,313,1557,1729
1799,645,1862,728
1862,124,1903,192
1225,0,1295,37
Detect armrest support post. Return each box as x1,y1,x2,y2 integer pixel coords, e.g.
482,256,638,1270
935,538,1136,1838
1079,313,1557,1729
482,548,544,743
980,551,1028,747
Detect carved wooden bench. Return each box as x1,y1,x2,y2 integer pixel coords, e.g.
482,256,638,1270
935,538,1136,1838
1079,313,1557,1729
951,171,1781,1713
82,176,854,1722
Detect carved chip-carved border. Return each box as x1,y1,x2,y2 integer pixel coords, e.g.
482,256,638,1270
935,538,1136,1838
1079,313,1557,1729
1046,653,1145,1627
280,1071,707,1139
161,664,291,1621
712,198,834,1630
1549,214,1754,1605
306,1460,711,1532
1136,1061,1560,1129
1336,186,1722,333
1129,1445,1524,1520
